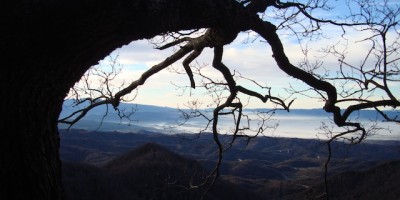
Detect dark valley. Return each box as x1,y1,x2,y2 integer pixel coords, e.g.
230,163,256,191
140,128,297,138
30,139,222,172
60,129,400,199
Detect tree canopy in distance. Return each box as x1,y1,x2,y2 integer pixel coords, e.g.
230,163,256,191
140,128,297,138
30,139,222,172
1,0,399,199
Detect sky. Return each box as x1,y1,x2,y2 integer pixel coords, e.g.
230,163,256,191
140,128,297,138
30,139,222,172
75,0,400,110
95,36,319,109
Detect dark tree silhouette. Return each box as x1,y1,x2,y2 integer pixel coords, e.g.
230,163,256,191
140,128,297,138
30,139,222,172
1,0,399,199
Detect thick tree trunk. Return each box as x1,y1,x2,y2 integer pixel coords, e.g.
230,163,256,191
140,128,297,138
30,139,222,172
0,0,253,199
1,86,64,199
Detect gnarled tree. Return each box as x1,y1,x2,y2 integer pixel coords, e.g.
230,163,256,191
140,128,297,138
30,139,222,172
1,0,399,199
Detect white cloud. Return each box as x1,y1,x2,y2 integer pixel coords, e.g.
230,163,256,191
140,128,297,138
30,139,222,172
94,35,318,108
109,40,178,68
88,20,399,109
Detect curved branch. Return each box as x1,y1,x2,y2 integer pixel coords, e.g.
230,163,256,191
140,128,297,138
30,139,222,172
183,48,204,88
252,19,391,132
113,47,191,106
251,20,347,124
237,85,292,110
59,46,192,126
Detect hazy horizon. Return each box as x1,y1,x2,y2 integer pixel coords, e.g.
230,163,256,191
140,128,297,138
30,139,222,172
60,101,400,141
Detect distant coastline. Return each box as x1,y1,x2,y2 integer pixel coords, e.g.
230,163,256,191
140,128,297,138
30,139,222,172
59,101,400,141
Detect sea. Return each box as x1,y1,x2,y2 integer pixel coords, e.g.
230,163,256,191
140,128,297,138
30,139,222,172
59,103,400,142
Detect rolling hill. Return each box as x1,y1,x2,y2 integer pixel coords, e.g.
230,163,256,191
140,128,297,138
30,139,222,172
60,129,400,199
63,142,263,200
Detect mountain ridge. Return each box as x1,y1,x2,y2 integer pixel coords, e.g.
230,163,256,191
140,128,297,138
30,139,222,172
63,142,264,200
61,129,400,199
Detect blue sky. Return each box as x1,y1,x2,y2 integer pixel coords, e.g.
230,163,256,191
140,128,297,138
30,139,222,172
97,37,313,109
76,0,399,109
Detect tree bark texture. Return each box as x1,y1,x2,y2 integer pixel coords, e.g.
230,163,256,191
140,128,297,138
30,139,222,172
0,0,254,199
